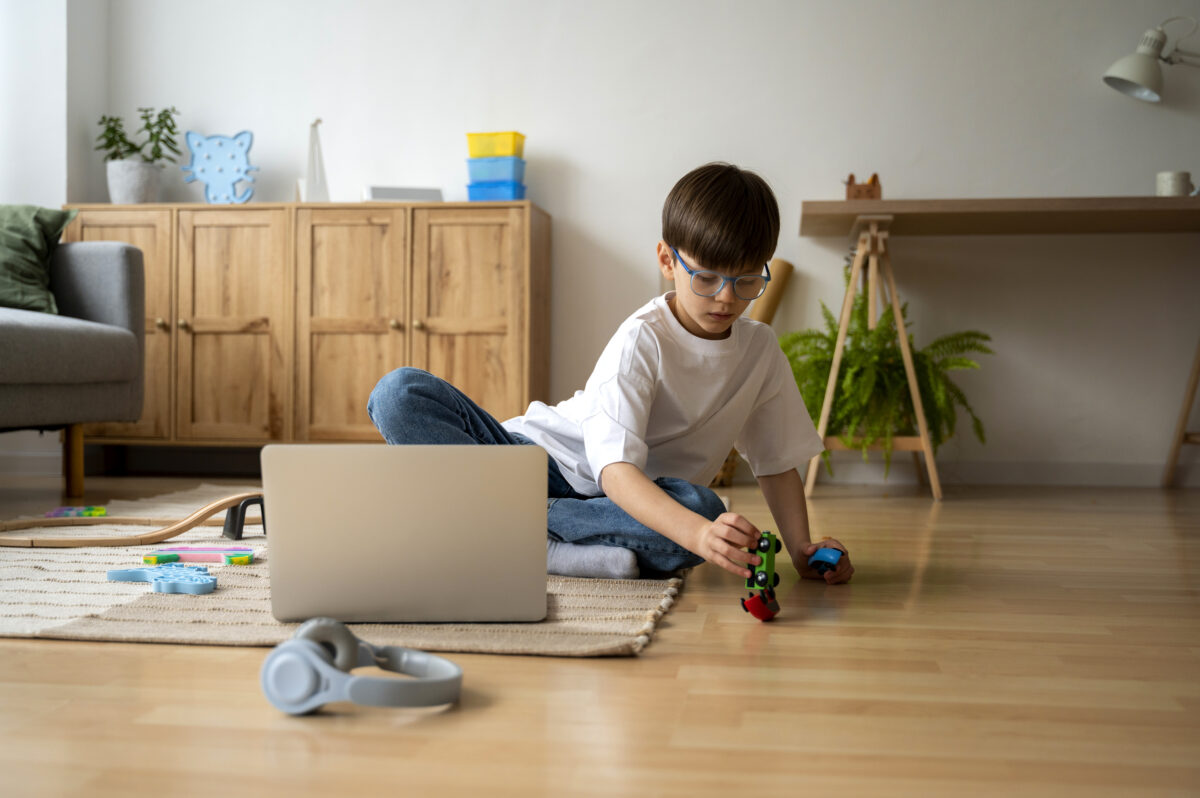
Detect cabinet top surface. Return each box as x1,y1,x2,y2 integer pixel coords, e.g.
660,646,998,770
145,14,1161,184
66,200,546,213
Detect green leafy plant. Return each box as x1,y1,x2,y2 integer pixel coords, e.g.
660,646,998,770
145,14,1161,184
779,259,993,476
95,106,182,165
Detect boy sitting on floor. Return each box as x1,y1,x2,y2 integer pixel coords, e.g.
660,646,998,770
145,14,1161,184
368,162,853,584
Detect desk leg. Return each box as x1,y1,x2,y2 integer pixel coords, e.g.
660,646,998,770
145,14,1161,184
867,227,879,330
881,248,943,500
805,233,869,497
1163,335,1200,488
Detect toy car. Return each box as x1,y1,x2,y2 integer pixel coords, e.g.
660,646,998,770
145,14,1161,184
741,588,780,621
807,546,843,575
746,531,782,591
740,531,783,621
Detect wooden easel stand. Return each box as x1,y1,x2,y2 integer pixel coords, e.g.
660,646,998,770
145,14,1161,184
1163,336,1200,487
804,215,943,500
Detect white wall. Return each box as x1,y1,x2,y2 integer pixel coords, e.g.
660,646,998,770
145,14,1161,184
66,0,109,205
0,0,70,473
6,0,1200,485
0,0,67,207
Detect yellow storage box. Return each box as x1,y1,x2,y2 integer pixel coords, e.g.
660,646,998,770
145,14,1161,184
467,131,525,158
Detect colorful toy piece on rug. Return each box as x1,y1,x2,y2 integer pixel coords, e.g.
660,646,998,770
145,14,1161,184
107,563,216,594
143,546,255,565
44,506,106,518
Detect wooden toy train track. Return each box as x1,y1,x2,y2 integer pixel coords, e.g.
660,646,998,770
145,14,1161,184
0,491,263,548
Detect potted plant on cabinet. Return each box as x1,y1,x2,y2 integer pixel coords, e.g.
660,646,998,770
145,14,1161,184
95,106,181,204
779,260,993,477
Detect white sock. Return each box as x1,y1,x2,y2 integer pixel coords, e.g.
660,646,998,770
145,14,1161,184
546,539,639,579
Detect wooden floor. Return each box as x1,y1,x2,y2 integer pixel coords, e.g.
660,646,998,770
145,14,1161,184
1,476,1199,797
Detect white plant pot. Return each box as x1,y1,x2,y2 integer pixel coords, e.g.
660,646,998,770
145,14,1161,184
106,159,161,204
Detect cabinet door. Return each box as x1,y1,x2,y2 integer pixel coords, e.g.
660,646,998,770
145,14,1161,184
176,209,290,441
63,209,173,440
295,208,407,441
411,207,526,421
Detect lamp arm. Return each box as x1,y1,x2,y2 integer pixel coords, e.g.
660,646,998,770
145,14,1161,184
1166,47,1200,67
1160,16,1199,39
1156,16,1200,67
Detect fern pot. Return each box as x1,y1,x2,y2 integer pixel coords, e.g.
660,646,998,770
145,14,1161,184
106,159,161,204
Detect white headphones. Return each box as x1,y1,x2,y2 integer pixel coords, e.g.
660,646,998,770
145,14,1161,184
260,617,463,715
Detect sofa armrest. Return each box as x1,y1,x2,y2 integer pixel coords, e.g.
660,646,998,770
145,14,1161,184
49,241,145,335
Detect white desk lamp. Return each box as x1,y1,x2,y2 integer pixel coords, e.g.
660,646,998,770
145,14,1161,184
1103,17,1200,102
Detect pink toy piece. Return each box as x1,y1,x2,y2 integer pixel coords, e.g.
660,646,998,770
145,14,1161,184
145,546,255,564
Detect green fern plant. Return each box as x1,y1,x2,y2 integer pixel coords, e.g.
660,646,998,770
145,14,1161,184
94,106,181,165
779,260,993,476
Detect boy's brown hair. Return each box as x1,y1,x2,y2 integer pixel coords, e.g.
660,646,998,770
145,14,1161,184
661,163,780,273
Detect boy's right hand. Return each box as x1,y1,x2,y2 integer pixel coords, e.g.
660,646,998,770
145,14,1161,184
691,512,762,579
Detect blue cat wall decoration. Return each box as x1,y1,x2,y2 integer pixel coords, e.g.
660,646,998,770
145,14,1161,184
181,130,258,204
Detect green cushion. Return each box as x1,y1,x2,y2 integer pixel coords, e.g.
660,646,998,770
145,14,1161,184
0,205,79,314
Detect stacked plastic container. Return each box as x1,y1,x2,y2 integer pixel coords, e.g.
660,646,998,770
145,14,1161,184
466,131,526,200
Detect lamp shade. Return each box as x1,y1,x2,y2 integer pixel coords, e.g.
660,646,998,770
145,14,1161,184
1103,53,1164,101
1103,27,1167,102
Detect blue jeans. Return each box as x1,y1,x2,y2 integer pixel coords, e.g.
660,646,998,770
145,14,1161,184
367,367,716,572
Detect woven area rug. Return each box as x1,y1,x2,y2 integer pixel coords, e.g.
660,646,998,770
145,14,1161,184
0,484,686,657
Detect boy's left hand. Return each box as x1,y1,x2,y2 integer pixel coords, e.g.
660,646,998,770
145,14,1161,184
796,539,854,584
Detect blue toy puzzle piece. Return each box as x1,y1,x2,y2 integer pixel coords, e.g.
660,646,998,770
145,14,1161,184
181,130,257,204
807,547,843,575
107,563,217,595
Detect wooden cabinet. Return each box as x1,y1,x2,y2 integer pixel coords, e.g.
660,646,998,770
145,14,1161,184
295,207,407,441
176,209,291,442
411,206,528,420
63,202,550,449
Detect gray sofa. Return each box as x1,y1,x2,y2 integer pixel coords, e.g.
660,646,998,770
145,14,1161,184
0,241,145,496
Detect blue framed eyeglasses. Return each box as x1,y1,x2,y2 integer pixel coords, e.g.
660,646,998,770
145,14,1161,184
670,246,771,301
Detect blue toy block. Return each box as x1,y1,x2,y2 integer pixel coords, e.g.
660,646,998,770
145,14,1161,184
107,563,217,595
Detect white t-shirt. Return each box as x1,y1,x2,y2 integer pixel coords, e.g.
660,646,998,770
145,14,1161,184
503,292,825,497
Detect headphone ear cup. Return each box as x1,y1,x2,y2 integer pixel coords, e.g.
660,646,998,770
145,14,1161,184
261,640,328,715
293,617,360,671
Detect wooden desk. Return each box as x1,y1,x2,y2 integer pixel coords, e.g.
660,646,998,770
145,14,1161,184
800,196,1200,237
798,196,1200,496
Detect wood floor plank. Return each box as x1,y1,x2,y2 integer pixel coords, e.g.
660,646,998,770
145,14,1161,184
0,477,1198,796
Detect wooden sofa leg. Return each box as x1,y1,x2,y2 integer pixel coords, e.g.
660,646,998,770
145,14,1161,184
63,424,84,499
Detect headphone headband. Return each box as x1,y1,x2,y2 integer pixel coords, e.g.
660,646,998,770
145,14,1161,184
347,640,462,708
260,618,462,715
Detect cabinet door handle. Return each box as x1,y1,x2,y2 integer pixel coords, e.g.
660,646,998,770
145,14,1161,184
389,318,402,330
177,319,191,331
412,319,426,331
155,317,169,331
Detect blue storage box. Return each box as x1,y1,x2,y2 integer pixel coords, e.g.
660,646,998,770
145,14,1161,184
467,181,526,201
467,156,525,183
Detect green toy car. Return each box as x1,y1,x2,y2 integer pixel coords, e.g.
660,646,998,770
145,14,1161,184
745,530,782,591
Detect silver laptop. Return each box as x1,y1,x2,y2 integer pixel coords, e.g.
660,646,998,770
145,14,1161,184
262,444,548,623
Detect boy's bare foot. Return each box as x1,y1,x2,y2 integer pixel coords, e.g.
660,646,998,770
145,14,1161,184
547,540,639,579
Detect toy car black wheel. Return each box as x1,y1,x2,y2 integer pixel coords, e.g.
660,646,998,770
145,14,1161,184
757,537,771,553
755,571,769,587
774,539,782,554
741,597,749,613
773,573,780,587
